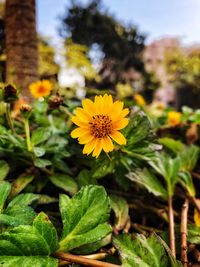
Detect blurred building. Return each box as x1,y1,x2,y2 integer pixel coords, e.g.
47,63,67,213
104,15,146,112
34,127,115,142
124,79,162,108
143,37,180,87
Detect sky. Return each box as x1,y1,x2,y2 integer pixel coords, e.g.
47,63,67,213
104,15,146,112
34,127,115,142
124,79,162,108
37,0,200,45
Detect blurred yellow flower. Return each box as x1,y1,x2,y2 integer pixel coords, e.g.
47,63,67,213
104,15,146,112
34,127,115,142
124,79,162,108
194,200,200,227
29,80,52,99
71,94,129,158
167,111,181,126
156,102,165,110
134,94,146,106
116,83,133,99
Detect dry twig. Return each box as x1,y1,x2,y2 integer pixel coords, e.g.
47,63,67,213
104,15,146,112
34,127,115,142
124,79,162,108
181,198,189,267
168,196,176,258
54,252,119,267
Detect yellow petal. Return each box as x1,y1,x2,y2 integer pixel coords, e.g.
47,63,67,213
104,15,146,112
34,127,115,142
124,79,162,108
75,107,91,122
113,118,129,130
94,95,103,113
109,101,124,120
102,137,114,152
83,139,97,155
102,94,113,113
110,131,126,145
78,133,93,144
120,108,129,118
82,99,96,115
71,116,89,128
71,127,89,138
92,139,103,158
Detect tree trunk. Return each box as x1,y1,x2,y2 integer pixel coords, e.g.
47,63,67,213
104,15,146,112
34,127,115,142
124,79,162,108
5,0,38,100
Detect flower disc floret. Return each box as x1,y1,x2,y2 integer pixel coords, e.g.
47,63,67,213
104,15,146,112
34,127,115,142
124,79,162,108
71,94,129,158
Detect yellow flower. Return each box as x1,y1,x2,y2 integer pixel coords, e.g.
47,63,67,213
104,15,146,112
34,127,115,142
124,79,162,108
167,111,181,126
134,94,146,106
194,200,200,227
29,80,52,99
71,94,129,158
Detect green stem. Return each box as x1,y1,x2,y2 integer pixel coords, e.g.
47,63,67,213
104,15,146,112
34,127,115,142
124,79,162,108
60,106,73,117
24,118,32,152
6,103,15,133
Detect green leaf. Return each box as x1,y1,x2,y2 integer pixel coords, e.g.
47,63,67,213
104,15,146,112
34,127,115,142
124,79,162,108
77,170,97,187
0,160,9,181
0,256,58,267
92,156,114,179
52,158,72,175
127,168,168,199
0,181,11,213
33,147,46,157
58,185,112,252
37,195,58,205
159,138,184,154
156,235,183,267
33,212,59,253
113,234,171,267
110,195,129,232
0,212,59,255
149,154,180,196
123,111,161,162
49,173,78,195
178,171,195,197
179,145,199,172
10,175,34,198
124,110,152,146
31,127,51,146
8,193,39,208
0,206,36,227
34,158,52,168
73,234,112,254
188,224,200,244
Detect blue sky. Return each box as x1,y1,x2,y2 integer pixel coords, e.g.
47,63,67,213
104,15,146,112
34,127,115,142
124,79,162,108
37,0,200,45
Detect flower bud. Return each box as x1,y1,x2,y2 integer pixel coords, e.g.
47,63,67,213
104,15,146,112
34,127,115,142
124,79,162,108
20,104,32,118
3,84,18,103
48,94,63,109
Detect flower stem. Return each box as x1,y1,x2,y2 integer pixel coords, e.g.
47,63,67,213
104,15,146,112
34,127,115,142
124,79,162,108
168,195,176,258
181,198,189,267
23,118,32,152
5,103,15,133
60,106,73,117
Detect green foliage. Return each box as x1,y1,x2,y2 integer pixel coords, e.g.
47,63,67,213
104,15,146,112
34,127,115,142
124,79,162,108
0,85,200,266
127,168,168,199
0,212,59,266
0,181,37,228
148,153,180,196
113,234,181,267
159,138,185,154
0,256,58,267
0,160,9,180
58,185,112,252
49,173,78,195
110,195,129,232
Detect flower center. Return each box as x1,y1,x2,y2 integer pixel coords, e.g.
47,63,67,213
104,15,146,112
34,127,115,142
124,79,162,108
38,86,46,94
89,114,113,138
